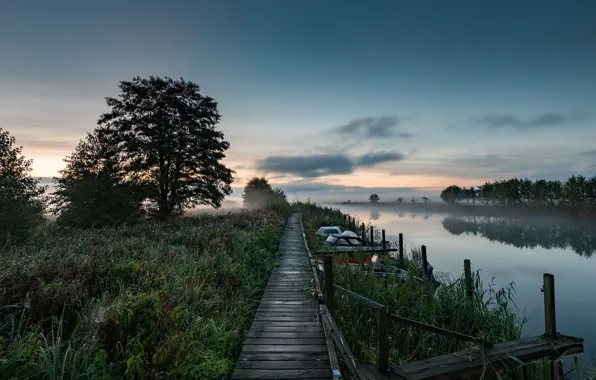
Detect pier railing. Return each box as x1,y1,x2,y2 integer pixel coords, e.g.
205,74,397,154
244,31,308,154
300,212,584,380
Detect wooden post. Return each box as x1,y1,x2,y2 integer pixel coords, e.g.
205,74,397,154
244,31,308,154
378,307,389,372
382,230,386,252
370,225,374,247
543,273,556,338
464,259,473,299
324,256,334,313
421,245,428,280
398,233,404,265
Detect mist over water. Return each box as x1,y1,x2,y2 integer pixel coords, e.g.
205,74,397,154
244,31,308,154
326,202,596,363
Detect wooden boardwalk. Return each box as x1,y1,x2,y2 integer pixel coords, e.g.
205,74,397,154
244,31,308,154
232,214,333,380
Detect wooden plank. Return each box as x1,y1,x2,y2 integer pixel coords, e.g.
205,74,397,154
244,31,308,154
251,322,322,328
235,361,331,369
244,338,326,345
242,345,328,353
387,313,492,347
246,330,325,339
255,312,318,318
250,326,322,332
247,331,325,339
232,368,331,379
334,285,384,309
396,335,583,380
253,316,320,322
259,301,314,305
238,352,329,362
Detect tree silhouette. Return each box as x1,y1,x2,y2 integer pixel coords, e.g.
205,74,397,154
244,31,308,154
440,176,596,215
0,128,46,243
98,76,234,220
396,197,404,203
369,193,380,203
243,177,286,208
52,131,145,227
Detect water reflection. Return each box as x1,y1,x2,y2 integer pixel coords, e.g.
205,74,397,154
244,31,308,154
370,210,380,220
442,216,596,257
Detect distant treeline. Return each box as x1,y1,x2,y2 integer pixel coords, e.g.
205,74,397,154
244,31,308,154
440,176,596,212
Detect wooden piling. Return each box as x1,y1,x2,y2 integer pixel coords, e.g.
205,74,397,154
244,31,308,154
370,225,374,247
378,307,389,372
464,259,473,299
543,273,556,338
382,230,386,252
421,245,428,279
324,256,334,313
399,233,404,265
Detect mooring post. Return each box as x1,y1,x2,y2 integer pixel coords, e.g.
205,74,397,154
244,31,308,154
324,256,334,313
370,225,374,247
399,233,404,265
378,307,389,372
421,245,428,280
464,259,473,299
543,273,559,380
544,273,556,338
382,230,386,252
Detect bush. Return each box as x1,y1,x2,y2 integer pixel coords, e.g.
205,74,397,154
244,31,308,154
0,128,46,245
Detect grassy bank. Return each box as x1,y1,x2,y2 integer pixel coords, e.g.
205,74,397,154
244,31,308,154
0,205,291,379
297,201,531,375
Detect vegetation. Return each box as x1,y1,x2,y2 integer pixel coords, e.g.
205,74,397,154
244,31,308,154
0,77,296,379
0,207,291,379
299,203,533,376
53,76,234,226
369,193,380,203
440,176,596,215
0,128,46,244
242,177,287,209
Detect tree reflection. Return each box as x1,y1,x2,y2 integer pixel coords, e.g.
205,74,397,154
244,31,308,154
370,210,380,220
442,216,596,257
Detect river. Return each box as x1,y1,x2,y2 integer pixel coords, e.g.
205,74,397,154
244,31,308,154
329,203,596,366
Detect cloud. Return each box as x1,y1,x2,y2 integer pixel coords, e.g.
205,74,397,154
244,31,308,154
335,116,414,139
258,151,406,178
478,112,589,130
259,154,354,178
579,149,596,156
16,138,77,151
356,152,405,167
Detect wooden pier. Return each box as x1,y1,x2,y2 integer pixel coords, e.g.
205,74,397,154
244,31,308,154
232,214,333,379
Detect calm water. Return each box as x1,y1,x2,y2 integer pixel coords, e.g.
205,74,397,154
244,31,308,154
330,204,596,363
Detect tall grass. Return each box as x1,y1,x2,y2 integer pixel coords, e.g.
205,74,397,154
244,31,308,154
0,205,292,379
295,201,580,379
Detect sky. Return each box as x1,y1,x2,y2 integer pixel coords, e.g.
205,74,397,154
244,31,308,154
1,0,596,202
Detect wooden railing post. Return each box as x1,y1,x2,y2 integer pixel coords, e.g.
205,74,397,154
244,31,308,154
324,256,334,313
378,307,389,372
464,259,473,299
370,225,374,246
398,233,404,265
382,230,386,252
421,245,428,280
544,273,556,338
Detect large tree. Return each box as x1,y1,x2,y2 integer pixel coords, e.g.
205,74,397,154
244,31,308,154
52,131,145,227
98,76,234,220
0,128,46,243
